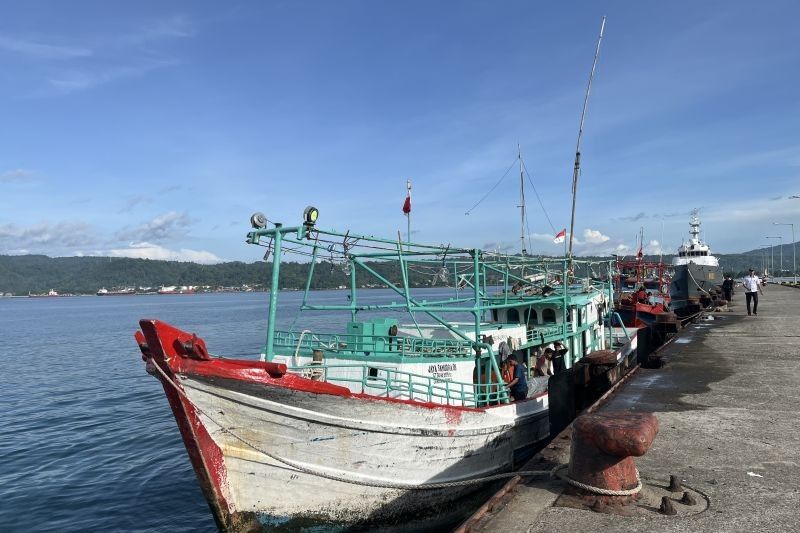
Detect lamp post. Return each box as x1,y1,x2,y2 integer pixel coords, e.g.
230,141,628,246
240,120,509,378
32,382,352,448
773,222,796,284
766,236,781,277
760,245,770,276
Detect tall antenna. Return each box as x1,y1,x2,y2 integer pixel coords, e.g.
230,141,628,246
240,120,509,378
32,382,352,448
568,16,606,258
518,144,527,256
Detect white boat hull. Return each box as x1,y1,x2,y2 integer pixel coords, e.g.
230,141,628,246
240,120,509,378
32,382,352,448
178,373,549,526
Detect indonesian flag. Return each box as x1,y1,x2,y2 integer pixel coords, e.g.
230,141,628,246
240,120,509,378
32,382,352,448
402,194,411,215
553,228,566,244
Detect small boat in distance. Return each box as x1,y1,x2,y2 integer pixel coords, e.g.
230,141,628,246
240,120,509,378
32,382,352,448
96,287,136,296
29,289,72,298
669,210,723,312
157,285,195,295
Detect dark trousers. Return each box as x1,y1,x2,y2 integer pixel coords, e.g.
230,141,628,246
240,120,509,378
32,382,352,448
511,386,528,401
723,289,732,302
745,291,758,315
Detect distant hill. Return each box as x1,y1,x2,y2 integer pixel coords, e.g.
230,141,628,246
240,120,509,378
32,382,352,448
1,242,795,295
0,255,429,295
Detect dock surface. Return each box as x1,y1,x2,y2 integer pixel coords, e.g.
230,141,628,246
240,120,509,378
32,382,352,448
467,284,800,532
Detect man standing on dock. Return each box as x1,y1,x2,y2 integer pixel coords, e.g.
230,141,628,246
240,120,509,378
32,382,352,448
722,275,735,303
742,269,764,316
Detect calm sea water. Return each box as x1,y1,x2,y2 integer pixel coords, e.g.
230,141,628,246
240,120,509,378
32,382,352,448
0,288,473,532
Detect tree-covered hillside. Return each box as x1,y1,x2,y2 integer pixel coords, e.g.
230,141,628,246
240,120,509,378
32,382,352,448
0,255,438,295
0,241,794,295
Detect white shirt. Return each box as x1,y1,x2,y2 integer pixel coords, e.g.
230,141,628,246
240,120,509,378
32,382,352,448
742,275,761,293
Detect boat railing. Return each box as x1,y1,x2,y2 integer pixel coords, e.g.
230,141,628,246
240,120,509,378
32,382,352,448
286,362,510,407
525,324,565,346
273,330,476,358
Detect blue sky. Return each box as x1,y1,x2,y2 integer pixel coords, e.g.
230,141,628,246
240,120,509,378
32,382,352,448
1,1,799,263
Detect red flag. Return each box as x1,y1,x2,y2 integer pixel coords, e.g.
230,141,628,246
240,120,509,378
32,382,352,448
402,194,411,215
636,245,643,259
553,229,566,244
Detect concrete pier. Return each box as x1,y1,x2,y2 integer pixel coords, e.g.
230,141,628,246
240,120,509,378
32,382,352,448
463,284,800,532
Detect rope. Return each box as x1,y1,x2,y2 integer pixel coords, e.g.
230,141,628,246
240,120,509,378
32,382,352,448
550,464,642,496
292,329,312,365
686,268,712,297
522,159,557,234
464,157,518,215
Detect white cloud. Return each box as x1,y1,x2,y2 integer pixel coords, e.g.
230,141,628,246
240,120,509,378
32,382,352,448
44,59,177,95
0,221,97,249
583,228,610,244
645,239,664,255
116,211,191,243
0,34,92,59
10,15,194,97
0,169,34,182
528,232,558,242
124,15,195,45
108,242,221,263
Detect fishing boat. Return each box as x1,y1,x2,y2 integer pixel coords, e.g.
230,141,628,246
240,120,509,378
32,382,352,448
96,287,136,296
134,208,637,530
613,263,670,328
29,289,71,297
157,285,196,295
133,17,627,530
669,210,722,312
612,232,672,328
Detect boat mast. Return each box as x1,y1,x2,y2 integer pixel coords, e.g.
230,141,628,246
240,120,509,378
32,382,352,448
568,16,606,258
518,144,527,256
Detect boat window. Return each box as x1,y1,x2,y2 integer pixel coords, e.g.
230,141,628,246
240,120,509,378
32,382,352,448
524,308,538,326
507,308,520,323
491,309,498,322
542,308,557,323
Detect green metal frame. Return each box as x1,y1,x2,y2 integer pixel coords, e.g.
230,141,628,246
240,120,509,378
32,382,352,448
247,221,616,405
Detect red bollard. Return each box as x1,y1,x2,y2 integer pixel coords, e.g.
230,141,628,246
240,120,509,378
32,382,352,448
568,411,659,505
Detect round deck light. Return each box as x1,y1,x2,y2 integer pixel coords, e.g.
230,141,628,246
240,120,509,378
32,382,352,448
303,206,319,226
250,212,268,229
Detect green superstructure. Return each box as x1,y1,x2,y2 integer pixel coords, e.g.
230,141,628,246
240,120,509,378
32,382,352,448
246,210,619,406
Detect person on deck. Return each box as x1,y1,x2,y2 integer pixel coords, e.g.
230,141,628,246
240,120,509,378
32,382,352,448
722,276,735,303
635,286,649,304
535,347,553,376
742,269,764,316
501,357,514,385
505,356,529,401
551,341,569,374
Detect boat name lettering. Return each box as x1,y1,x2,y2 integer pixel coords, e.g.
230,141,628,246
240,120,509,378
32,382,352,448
428,363,457,374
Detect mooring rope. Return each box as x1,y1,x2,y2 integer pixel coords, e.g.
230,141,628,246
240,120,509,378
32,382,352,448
686,268,713,297
149,358,639,495
550,464,642,496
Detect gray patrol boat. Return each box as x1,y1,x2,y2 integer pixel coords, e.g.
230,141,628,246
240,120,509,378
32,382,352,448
669,210,723,311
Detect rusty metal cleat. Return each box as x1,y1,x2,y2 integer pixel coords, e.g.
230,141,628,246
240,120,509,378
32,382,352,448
660,496,677,515
668,474,683,492
679,491,697,505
